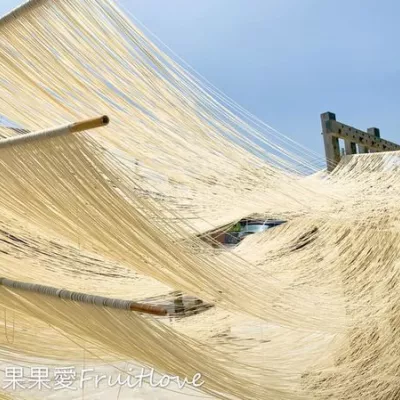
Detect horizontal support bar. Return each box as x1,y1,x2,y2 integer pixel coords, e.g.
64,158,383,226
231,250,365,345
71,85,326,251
0,115,109,149
325,120,400,151
0,277,168,316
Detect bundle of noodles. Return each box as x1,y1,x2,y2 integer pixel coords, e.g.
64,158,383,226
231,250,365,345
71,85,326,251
0,1,399,400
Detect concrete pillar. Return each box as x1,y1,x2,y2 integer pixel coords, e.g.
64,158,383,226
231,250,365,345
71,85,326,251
321,112,340,172
344,140,357,155
367,127,380,152
358,144,369,153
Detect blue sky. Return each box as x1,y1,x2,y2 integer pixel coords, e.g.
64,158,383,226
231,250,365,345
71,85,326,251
1,0,399,155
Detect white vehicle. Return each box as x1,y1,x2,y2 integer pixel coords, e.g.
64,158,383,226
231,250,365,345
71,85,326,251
238,219,286,241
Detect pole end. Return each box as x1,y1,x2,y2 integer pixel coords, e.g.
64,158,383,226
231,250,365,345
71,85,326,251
70,115,110,133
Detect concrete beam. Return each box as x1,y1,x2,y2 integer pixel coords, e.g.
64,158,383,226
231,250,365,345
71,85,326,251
325,120,399,152
320,112,400,171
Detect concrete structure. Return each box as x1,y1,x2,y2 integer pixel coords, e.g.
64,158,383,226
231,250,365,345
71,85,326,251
321,112,400,172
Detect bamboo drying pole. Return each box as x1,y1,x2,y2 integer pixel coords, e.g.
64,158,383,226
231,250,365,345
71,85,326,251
0,116,110,149
0,277,168,316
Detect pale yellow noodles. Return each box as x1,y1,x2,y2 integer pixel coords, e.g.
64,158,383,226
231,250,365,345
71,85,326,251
0,1,399,399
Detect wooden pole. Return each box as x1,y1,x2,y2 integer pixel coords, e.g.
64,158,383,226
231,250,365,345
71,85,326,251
0,115,110,149
0,277,168,317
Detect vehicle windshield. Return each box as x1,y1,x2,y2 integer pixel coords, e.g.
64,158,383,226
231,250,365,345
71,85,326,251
241,224,270,233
